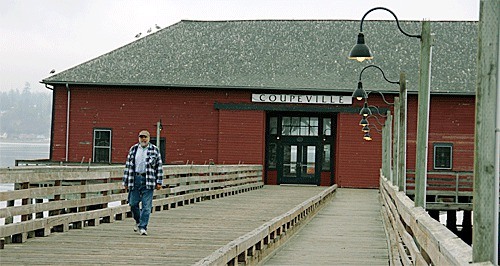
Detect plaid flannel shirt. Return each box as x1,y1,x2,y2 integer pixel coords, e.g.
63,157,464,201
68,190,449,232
123,143,163,190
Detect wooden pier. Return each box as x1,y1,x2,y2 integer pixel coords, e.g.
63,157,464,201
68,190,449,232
0,165,480,265
0,185,330,265
262,188,389,265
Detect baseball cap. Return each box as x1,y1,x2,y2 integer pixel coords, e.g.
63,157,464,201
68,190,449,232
138,130,150,138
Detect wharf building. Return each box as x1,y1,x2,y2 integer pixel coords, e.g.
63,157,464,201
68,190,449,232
42,20,477,189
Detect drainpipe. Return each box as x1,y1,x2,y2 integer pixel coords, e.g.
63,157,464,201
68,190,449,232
65,83,70,162
45,83,54,162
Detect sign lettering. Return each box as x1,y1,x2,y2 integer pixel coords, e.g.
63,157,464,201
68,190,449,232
251,94,352,105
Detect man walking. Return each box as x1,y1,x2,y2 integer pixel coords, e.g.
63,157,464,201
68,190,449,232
123,130,163,235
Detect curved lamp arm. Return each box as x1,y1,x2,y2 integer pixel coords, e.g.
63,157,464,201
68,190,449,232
368,105,388,117
369,114,385,126
366,91,395,106
352,64,399,101
359,7,421,39
359,65,399,85
369,123,383,134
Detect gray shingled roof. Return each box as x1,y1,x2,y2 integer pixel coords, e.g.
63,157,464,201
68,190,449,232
42,20,477,94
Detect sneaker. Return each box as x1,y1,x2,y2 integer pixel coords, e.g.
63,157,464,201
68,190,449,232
133,223,139,232
139,228,147,236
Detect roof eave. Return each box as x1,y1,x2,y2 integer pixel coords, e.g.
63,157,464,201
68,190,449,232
40,80,475,96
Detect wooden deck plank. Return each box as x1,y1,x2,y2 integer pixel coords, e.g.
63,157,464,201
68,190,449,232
262,188,389,266
0,185,327,265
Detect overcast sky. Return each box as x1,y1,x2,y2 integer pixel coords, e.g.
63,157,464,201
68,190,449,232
0,0,480,93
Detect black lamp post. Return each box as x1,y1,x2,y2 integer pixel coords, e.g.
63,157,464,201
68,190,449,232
349,7,432,209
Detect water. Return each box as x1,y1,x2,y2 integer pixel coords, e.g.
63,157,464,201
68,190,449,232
0,141,50,224
0,140,50,168
0,141,123,225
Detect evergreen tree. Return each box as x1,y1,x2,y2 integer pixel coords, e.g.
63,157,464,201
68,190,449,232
0,83,52,139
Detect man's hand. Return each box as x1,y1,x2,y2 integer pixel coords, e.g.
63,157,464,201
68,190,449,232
156,184,162,190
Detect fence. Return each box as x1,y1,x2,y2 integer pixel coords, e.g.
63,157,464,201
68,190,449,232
0,164,263,249
405,170,473,210
379,175,489,265
195,185,337,266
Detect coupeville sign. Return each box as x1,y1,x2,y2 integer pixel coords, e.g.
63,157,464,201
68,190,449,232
251,93,352,105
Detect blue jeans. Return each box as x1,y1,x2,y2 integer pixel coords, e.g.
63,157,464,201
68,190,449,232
129,174,154,230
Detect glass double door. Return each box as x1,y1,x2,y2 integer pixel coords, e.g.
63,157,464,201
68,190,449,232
280,142,319,185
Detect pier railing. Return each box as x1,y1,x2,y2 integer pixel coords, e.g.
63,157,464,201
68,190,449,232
195,185,337,266
405,170,473,210
0,164,263,249
379,175,476,265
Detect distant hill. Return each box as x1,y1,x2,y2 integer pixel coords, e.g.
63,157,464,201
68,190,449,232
0,83,52,140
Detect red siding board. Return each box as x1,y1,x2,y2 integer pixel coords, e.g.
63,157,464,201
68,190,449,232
335,113,384,188
51,86,252,165
218,110,265,165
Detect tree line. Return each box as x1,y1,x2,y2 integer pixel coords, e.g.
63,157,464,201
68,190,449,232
0,83,52,139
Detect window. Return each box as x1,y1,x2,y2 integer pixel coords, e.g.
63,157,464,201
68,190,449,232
434,143,452,170
322,144,331,170
269,117,278,135
282,116,319,136
267,143,277,169
323,118,332,136
93,129,112,163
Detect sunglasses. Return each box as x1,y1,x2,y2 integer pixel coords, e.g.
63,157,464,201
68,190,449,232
139,135,149,138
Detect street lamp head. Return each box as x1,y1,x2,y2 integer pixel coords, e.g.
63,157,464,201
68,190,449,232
363,132,373,141
360,101,372,117
352,82,368,101
359,117,369,127
349,7,421,63
348,33,373,62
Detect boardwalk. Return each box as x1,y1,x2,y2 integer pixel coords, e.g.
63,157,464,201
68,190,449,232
0,185,329,265
263,188,389,265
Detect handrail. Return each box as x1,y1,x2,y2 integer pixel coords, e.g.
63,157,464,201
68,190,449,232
195,185,337,265
378,175,492,265
405,170,474,210
0,164,263,249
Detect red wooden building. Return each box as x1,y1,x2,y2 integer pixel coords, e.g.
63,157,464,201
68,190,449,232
42,20,477,188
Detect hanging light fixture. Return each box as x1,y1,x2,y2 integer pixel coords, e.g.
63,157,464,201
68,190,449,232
348,7,421,62
359,117,369,126
353,65,399,102
348,33,373,62
352,81,367,101
362,125,370,133
359,101,372,117
363,132,373,141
